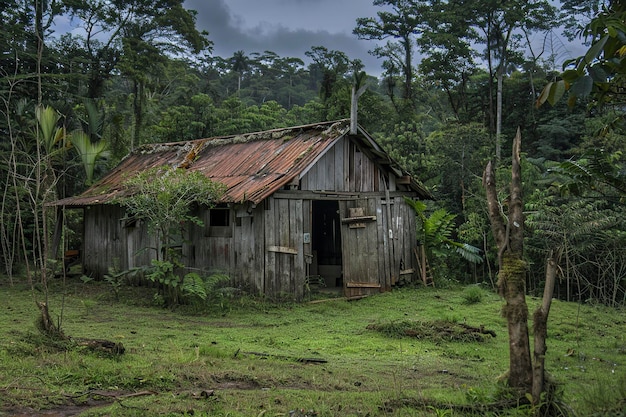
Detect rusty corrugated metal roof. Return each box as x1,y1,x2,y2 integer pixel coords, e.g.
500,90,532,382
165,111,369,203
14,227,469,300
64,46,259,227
51,120,431,207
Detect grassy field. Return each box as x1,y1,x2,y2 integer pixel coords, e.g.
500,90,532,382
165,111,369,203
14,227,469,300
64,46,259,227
0,276,624,416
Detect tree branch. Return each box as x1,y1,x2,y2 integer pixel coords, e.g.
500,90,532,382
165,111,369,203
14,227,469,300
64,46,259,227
483,160,506,262
509,127,524,254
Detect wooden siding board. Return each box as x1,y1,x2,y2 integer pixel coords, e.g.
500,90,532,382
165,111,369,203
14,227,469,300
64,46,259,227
348,142,355,191
277,198,291,296
339,201,349,295
366,197,379,284
334,137,344,190
253,205,265,295
354,146,362,191
264,197,277,297
389,196,397,282
233,210,244,288
402,198,418,283
228,210,236,278
241,215,256,289
303,199,312,272
394,196,404,284
300,138,351,192
291,198,305,299
378,198,390,290
324,147,333,190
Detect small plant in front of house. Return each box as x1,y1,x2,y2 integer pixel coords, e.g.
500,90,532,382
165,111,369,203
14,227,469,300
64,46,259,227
80,299,95,317
465,386,491,404
147,259,182,306
462,285,484,305
104,262,126,301
182,272,207,300
427,406,453,417
181,271,233,312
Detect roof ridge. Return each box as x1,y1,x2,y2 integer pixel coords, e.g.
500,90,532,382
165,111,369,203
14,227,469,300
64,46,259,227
133,119,350,156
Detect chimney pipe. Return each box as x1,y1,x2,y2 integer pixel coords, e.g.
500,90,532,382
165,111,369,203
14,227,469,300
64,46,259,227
350,84,367,135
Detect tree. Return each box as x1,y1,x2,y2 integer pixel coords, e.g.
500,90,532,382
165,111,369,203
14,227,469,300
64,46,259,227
230,50,250,94
423,0,558,159
483,129,570,411
116,167,225,263
475,0,557,160
61,0,211,100
68,130,110,186
533,0,626,313
115,166,225,305
305,46,352,102
354,0,428,103
483,129,532,392
539,0,626,115
417,1,477,120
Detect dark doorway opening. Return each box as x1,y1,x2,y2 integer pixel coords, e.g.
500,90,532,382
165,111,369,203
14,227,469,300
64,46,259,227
312,200,342,288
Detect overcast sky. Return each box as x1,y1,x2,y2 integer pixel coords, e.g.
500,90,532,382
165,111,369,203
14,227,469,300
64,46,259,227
182,1,586,78
183,0,388,75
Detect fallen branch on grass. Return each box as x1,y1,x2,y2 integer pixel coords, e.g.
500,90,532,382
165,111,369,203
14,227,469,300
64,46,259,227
65,389,157,400
73,338,126,355
236,350,327,364
458,323,497,338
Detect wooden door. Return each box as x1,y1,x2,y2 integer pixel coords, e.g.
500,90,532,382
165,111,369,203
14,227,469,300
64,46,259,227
340,199,381,298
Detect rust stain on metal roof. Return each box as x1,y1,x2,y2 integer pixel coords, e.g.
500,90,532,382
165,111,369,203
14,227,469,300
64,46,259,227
53,120,353,206
51,120,432,207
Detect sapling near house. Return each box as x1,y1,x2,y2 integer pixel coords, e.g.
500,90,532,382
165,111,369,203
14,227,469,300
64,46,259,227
115,166,226,306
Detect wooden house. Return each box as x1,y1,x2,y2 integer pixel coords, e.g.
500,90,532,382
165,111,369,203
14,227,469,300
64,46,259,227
52,119,432,300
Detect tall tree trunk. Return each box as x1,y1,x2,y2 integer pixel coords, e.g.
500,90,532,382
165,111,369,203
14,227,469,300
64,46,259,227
495,68,503,161
132,79,144,151
483,128,532,392
403,37,413,101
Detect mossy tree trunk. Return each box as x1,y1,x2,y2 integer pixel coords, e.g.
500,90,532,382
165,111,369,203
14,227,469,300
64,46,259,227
483,128,533,393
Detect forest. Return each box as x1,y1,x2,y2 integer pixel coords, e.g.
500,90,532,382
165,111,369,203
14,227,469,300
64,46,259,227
1,0,626,307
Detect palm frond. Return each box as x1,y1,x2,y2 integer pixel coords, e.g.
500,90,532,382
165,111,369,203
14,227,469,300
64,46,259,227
453,243,484,264
69,130,111,185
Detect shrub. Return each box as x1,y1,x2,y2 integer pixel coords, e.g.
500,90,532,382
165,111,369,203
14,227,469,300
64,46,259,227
462,285,484,305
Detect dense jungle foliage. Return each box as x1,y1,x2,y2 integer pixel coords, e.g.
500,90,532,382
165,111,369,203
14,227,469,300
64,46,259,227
1,0,626,307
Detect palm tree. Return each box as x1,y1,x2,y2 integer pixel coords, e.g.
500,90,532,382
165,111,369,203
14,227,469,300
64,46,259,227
230,50,249,94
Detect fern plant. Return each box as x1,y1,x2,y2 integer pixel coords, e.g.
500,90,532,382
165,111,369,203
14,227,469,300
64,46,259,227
405,197,483,264
181,272,207,300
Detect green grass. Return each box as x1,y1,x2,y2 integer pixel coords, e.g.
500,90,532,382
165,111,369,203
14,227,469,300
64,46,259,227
0,277,624,416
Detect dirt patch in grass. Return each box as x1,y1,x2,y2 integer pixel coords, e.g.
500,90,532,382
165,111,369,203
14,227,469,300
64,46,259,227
3,401,112,417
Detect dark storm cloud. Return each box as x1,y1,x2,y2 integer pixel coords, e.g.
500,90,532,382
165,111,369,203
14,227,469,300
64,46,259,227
183,0,385,74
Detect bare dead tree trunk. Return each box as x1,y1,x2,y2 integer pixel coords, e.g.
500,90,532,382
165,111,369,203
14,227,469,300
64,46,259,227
532,249,560,405
37,301,65,339
483,128,532,393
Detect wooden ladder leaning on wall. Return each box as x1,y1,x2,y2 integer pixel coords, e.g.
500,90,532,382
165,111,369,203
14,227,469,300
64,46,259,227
414,246,434,287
